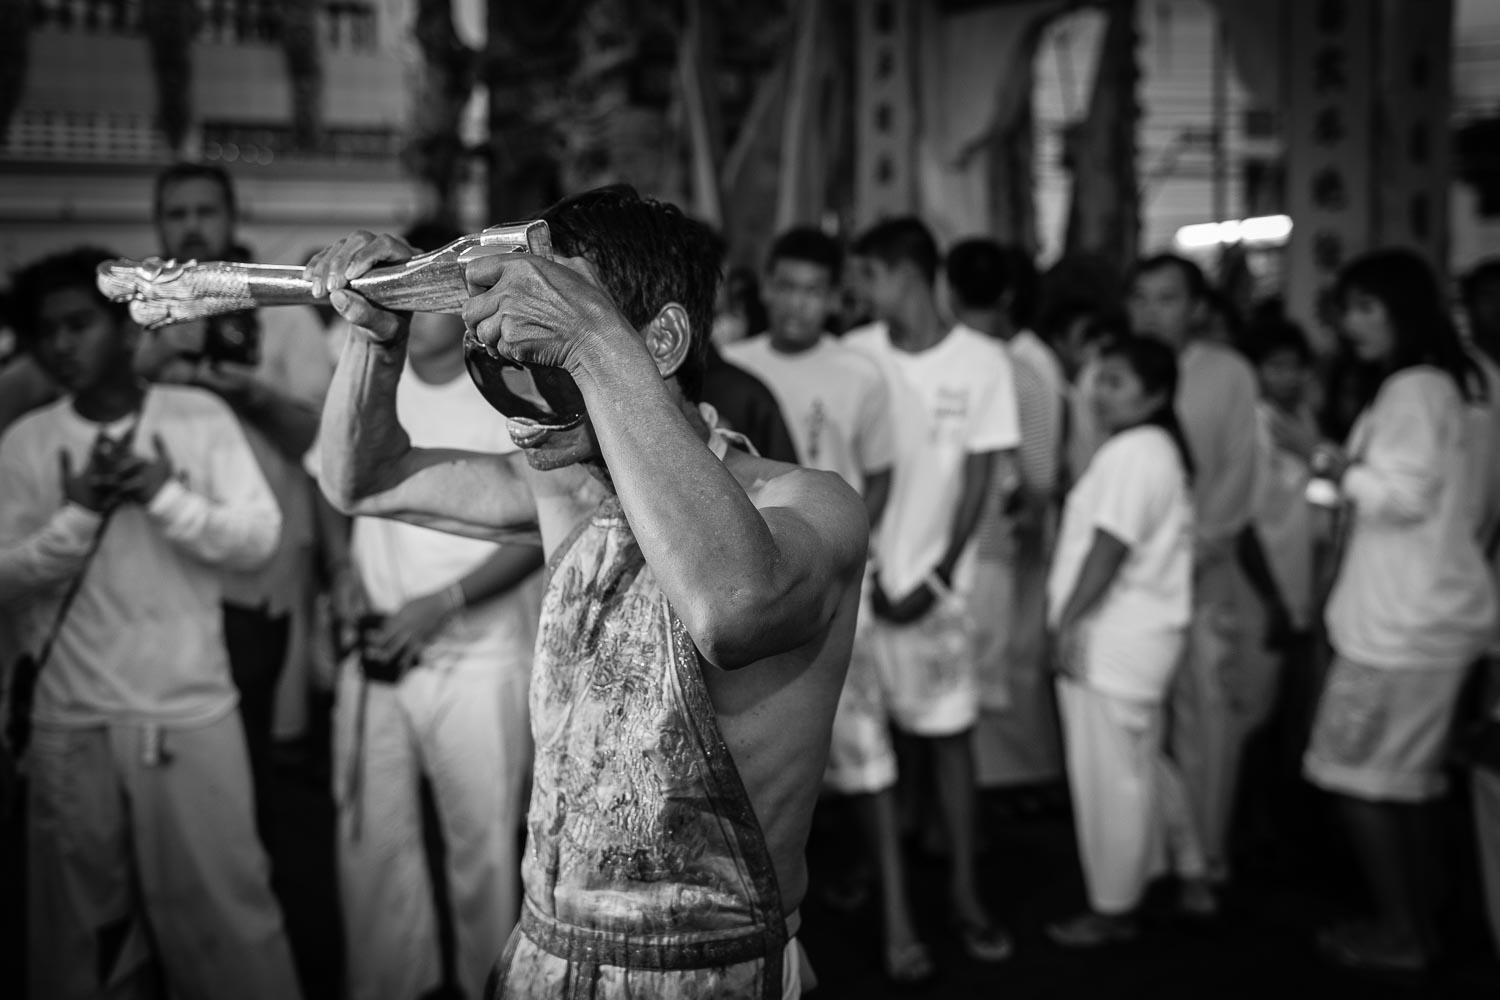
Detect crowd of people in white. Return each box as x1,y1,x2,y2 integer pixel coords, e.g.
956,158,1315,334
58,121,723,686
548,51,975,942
3,161,1500,997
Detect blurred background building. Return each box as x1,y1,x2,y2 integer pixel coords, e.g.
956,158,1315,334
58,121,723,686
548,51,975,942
1,0,1498,339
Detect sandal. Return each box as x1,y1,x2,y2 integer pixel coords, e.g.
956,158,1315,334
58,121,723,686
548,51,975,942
1316,921,1431,976
885,939,936,986
1046,911,1139,949
956,919,1014,963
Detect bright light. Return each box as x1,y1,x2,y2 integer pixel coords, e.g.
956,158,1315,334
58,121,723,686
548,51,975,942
1174,214,1292,249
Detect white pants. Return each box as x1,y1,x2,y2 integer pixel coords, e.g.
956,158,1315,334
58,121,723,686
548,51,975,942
335,651,532,1000
1169,556,1247,875
1058,680,1207,914
27,712,301,1000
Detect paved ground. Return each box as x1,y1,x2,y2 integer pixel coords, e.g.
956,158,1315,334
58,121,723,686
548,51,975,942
5,707,1499,999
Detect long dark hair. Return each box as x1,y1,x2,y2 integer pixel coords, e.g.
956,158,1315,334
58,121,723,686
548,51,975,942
1335,248,1484,408
1097,333,1195,482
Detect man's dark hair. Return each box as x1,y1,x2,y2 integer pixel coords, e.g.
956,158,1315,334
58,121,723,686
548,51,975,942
945,238,1010,312
539,185,721,402
1131,252,1209,303
154,162,237,221
767,227,843,285
851,217,940,287
11,247,129,347
403,219,466,254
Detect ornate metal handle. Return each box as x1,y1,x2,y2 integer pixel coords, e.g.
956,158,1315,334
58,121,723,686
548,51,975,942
95,220,553,330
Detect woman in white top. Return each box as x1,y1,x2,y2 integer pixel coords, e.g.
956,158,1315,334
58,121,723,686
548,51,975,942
1303,248,1498,974
1045,334,1209,946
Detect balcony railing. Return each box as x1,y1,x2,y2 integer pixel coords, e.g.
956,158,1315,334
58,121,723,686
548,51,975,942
1,110,401,164
28,0,380,51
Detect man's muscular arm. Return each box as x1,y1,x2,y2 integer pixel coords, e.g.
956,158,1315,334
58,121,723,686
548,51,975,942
309,234,539,541
587,349,867,670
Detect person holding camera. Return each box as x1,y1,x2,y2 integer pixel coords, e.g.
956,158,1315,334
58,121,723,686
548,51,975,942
312,222,545,1000
0,248,299,1000
134,163,335,832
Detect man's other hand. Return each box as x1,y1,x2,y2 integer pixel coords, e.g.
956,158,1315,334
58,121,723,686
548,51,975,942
304,231,415,346
373,590,456,671
60,442,122,513
115,434,175,505
461,254,637,375
870,573,937,625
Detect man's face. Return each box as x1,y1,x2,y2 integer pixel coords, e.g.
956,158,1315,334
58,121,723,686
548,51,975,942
1129,266,1198,348
765,258,835,348
157,177,234,261
847,256,903,323
32,287,133,394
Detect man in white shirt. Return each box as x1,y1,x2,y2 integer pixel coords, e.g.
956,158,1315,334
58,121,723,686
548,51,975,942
0,248,300,1000
135,163,335,822
725,227,894,496
1129,253,1267,903
313,224,545,1000
843,218,1021,977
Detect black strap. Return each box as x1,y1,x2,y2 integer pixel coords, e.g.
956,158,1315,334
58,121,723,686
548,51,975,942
31,509,114,674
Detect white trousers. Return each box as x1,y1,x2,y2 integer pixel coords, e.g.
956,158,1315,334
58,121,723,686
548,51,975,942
27,712,301,1000
1058,680,1207,914
1169,556,1251,875
334,651,532,1000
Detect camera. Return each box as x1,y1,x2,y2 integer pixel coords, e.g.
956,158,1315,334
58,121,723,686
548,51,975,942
202,309,262,368
354,613,407,684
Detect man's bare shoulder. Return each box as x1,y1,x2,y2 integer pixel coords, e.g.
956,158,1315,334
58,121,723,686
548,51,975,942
723,449,869,558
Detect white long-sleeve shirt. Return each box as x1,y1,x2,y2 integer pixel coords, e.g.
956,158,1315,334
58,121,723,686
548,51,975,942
0,386,280,725
1327,368,1498,669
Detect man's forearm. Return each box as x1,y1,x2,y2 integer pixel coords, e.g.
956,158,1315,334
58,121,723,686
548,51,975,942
454,544,545,607
320,333,410,506
0,506,101,604
1058,529,1129,629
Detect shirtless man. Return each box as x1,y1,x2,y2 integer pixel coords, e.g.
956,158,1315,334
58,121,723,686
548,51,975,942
307,186,868,999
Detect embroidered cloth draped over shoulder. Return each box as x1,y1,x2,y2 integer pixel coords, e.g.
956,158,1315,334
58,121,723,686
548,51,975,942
490,409,788,999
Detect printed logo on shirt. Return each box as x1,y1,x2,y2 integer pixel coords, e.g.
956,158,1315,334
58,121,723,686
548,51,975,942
805,400,827,464
933,387,970,444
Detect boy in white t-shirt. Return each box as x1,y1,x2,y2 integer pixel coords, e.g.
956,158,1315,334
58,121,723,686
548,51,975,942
1046,335,1209,947
0,248,300,1000
843,218,1021,979
312,225,545,1000
724,227,894,497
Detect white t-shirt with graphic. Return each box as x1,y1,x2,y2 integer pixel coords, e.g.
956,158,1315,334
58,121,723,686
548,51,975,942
1048,425,1194,703
723,334,895,493
845,322,1020,598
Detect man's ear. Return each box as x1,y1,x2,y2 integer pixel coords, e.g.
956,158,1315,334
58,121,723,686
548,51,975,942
644,303,693,379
